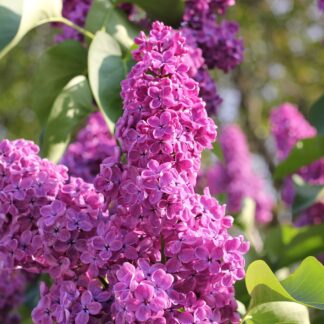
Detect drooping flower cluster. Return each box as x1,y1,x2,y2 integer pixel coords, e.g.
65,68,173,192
56,0,92,42
183,0,243,72
62,112,119,183
318,0,324,12
95,21,249,323
1,22,248,324
201,125,274,224
271,103,324,225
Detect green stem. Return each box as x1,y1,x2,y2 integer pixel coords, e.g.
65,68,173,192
160,234,166,264
36,16,95,40
59,17,95,40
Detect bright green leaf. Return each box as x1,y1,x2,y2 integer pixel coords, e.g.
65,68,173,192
244,301,309,324
118,0,184,26
41,76,94,163
0,0,62,59
274,136,324,180
88,31,127,133
246,257,324,310
309,94,324,135
292,175,324,215
86,0,139,51
264,224,324,270
32,40,87,123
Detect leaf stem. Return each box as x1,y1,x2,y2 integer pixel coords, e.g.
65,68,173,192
59,17,95,40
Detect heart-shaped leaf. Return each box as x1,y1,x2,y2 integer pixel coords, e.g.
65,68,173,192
32,40,88,123
41,76,94,163
88,31,128,133
246,257,324,310
0,0,62,59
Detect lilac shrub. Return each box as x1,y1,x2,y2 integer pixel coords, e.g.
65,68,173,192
271,103,324,225
203,125,274,224
61,112,119,183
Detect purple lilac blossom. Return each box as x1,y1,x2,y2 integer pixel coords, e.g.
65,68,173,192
271,103,324,225
183,0,243,72
95,21,249,323
56,0,92,42
1,22,248,324
318,0,324,12
203,125,274,224
181,27,223,115
61,112,119,183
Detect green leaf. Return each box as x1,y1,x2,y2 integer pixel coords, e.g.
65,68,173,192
309,94,324,135
41,76,94,163
264,224,324,270
245,257,324,310
32,40,87,123
88,31,127,133
0,0,62,59
118,0,184,26
274,136,324,180
244,301,309,324
85,0,139,51
292,175,324,215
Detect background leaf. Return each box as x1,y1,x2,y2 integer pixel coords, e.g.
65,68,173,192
118,0,184,26
88,31,127,132
274,136,324,180
244,301,310,324
0,0,62,59
32,40,87,123
246,257,324,310
86,0,138,51
292,175,324,215
308,94,324,135
264,224,324,270
41,76,94,163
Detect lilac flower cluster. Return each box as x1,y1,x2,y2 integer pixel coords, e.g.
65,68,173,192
181,27,223,115
271,103,324,225
56,0,92,42
183,0,243,72
1,22,248,324
203,125,274,224
62,112,119,183
318,0,324,12
94,21,249,322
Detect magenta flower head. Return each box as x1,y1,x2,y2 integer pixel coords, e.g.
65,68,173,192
62,112,120,182
183,0,243,72
116,21,216,185
271,103,324,225
271,103,316,161
318,0,324,12
203,124,274,223
95,21,249,323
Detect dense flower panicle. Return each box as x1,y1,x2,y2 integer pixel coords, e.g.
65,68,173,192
181,27,223,115
94,21,249,323
271,103,324,225
56,0,92,42
183,0,243,72
2,22,248,324
62,112,120,182
318,0,324,12
203,125,274,224
270,103,316,161
116,21,217,185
